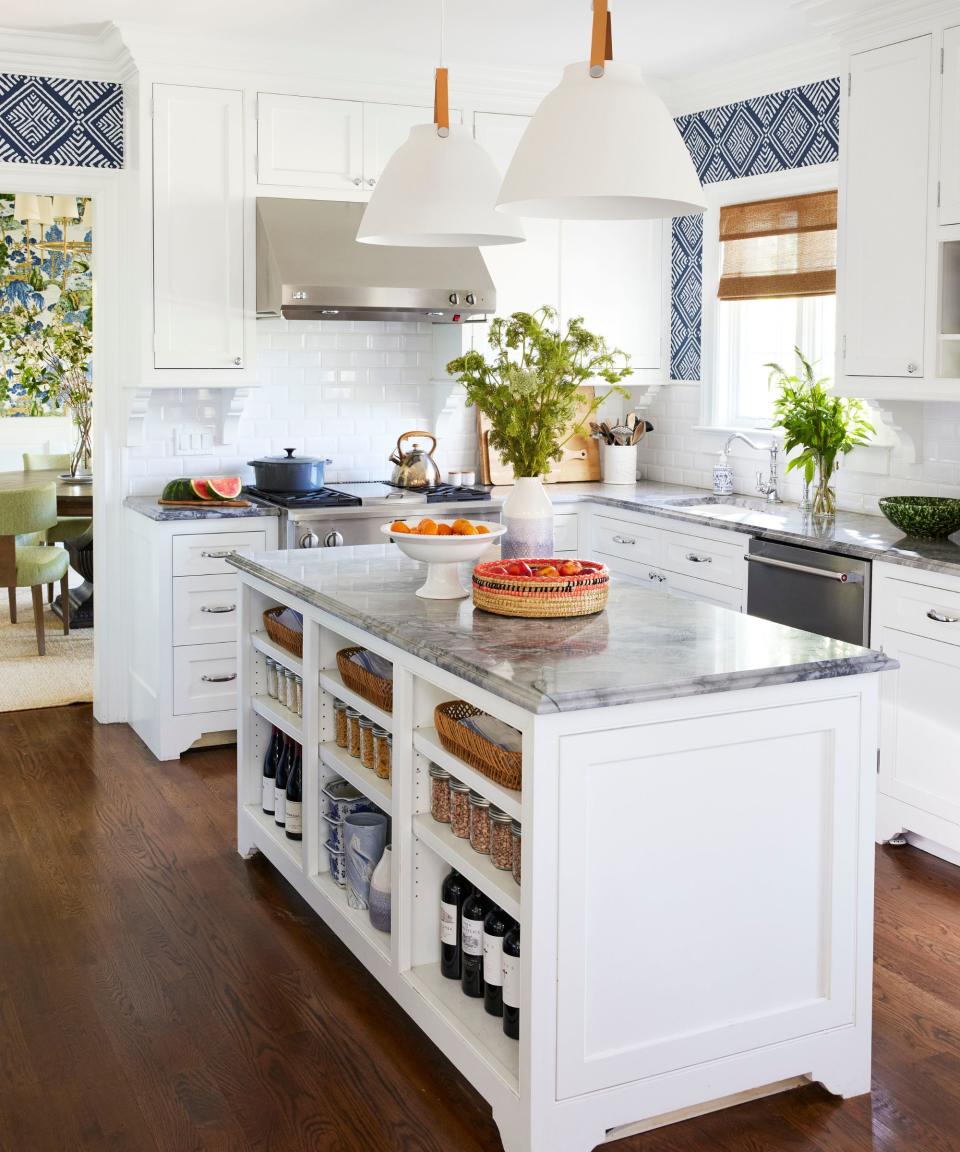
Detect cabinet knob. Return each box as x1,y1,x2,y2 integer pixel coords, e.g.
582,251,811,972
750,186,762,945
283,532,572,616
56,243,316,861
233,356,242,366
353,176,362,186
907,362,919,374
366,178,376,187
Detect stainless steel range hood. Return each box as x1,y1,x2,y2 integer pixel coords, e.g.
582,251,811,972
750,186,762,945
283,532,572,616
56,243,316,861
256,198,496,324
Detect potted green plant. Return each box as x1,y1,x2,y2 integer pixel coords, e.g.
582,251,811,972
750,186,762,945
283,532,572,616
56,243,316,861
767,347,874,518
447,307,631,556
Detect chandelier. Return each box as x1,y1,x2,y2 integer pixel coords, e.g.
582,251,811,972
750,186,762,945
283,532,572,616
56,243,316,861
2,193,92,291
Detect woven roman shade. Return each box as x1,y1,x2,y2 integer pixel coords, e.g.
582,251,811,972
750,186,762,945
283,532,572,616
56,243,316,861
717,190,837,301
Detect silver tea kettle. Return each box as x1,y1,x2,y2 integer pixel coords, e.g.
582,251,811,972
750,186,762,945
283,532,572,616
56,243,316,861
389,430,441,489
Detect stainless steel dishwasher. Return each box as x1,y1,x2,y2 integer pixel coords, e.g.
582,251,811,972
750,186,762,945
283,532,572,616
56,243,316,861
745,538,871,646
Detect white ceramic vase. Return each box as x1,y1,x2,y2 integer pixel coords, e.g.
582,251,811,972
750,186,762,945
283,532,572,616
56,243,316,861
502,476,554,559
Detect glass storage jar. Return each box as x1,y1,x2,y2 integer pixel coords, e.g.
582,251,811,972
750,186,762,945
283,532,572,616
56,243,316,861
284,668,297,711
276,664,288,707
265,657,279,699
294,675,303,717
373,728,391,780
449,780,471,839
490,808,513,870
429,764,452,822
511,820,521,886
359,717,375,768
469,792,491,854
347,708,362,758
333,699,348,748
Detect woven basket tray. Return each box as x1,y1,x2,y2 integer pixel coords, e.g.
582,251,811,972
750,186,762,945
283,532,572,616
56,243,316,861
336,647,394,714
435,700,522,791
263,606,303,658
472,559,609,619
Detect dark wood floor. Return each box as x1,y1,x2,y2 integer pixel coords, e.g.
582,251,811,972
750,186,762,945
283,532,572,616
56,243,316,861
2,706,960,1152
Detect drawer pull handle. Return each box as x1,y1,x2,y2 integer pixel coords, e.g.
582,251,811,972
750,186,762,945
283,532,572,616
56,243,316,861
200,604,236,614
927,609,960,623
685,552,712,563
201,672,237,683
201,549,235,559
612,535,637,545
648,570,667,583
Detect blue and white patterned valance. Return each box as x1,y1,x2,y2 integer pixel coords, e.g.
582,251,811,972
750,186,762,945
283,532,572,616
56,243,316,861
0,74,123,169
669,78,840,381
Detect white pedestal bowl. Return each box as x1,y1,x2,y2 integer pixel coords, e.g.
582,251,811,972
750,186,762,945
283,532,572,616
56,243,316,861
380,520,506,599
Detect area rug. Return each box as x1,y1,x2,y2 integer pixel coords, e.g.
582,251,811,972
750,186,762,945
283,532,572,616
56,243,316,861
0,588,93,712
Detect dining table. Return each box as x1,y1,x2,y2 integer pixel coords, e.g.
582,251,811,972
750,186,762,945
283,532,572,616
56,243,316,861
0,468,94,628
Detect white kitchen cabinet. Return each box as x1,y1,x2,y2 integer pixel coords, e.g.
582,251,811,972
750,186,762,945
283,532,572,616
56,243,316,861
153,84,245,371
873,561,960,860
560,218,664,370
939,26,960,225
257,93,364,190
839,36,931,381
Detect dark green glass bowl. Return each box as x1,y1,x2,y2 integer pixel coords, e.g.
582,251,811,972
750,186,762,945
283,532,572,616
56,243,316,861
879,496,960,539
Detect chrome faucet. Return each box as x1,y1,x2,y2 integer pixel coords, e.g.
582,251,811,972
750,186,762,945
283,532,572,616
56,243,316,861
723,432,782,504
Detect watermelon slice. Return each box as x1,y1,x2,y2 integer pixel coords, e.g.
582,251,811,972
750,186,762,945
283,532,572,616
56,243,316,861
207,476,242,501
190,478,213,500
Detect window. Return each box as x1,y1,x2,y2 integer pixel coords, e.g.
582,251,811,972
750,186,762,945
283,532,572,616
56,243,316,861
712,190,837,428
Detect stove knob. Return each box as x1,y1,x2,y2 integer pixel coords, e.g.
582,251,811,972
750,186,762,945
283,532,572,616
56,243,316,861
323,531,344,548
465,293,475,305
299,531,320,549
448,292,459,305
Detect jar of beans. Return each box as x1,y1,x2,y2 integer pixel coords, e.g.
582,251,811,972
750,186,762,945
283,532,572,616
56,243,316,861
429,764,451,822
511,820,521,886
489,807,513,870
374,728,391,780
468,792,491,855
359,717,375,769
333,699,348,747
449,780,471,838
347,708,362,758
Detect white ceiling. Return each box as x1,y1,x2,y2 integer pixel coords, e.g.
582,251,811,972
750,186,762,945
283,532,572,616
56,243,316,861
0,0,878,78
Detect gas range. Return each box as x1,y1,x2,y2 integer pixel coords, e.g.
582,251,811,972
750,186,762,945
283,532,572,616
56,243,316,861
245,481,497,549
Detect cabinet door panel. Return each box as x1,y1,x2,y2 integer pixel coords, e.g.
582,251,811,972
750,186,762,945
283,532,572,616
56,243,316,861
153,84,244,370
842,36,931,378
560,219,664,369
939,27,960,226
878,626,960,825
258,93,363,190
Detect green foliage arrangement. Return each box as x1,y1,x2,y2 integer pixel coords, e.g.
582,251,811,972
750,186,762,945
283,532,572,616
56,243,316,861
446,307,632,478
768,346,874,516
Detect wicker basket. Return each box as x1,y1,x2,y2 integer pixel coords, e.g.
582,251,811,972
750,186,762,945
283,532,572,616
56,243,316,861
263,606,303,657
435,700,522,791
472,559,609,619
336,647,394,714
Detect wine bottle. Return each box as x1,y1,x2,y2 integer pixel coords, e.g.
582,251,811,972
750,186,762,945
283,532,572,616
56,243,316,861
274,735,291,827
261,727,282,815
461,890,489,998
440,869,472,980
285,743,303,841
483,907,510,1017
502,923,520,1040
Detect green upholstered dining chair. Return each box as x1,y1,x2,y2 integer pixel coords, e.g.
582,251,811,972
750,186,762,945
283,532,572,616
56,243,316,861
23,452,92,602
1,483,70,656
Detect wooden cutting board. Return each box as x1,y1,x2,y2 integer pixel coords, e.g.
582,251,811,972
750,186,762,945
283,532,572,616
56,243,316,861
478,386,601,485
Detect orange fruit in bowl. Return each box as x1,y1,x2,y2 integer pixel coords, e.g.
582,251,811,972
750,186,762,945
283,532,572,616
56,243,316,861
417,518,439,535
475,524,489,534
437,523,454,535
389,520,411,534
452,518,477,535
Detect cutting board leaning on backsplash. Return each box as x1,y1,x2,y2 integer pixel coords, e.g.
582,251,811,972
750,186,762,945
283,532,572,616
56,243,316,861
477,386,601,485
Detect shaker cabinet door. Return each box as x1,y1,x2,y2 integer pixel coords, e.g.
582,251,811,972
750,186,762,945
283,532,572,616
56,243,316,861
939,26,960,226
840,36,931,379
153,84,245,370
257,93,364,191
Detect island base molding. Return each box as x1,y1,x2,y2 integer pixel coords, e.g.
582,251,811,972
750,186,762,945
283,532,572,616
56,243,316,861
232,565,880,1152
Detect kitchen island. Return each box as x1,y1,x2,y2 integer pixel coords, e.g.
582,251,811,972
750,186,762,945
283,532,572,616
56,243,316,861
229,544,893,1152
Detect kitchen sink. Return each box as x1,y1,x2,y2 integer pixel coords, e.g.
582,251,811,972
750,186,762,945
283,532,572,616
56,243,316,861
655,495,788,527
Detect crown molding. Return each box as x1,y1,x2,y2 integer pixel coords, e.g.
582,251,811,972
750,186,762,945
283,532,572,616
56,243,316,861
0,23,133,82
793,0,960,40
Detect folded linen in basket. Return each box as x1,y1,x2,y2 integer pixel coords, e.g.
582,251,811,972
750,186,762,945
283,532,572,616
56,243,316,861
459,714,522,753
274,608,303,633
349,649,394,681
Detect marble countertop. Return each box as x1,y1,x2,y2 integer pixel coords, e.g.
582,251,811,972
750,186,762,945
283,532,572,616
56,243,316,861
229,545,893,715
125,495,279,521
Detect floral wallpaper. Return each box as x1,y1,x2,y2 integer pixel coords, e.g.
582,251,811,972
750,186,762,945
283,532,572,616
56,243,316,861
0,194,92,416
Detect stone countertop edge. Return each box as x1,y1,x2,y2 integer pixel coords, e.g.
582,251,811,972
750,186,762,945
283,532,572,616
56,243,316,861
227,551,896,716
124,495,279,521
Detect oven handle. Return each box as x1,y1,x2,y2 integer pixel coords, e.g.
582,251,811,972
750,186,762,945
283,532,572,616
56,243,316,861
744,553,863,584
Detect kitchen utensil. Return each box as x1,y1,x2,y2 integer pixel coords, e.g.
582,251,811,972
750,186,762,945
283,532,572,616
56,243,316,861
246,448,333,493
878,496,960,539
381,520,506,598
389,431,442,489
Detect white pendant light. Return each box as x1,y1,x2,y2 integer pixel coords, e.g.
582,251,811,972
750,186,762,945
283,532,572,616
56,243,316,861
357,4,524,247
497,0,706,221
